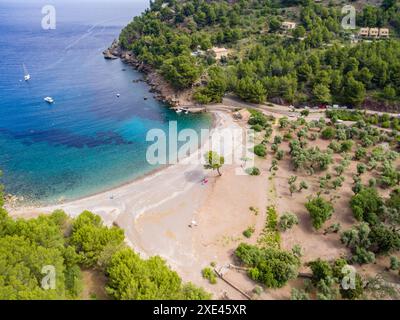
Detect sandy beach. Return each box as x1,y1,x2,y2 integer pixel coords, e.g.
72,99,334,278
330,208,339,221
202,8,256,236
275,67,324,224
8,109,262,298
3,108,334,300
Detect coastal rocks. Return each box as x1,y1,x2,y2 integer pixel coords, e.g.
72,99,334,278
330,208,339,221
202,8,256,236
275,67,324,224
103,50,118,60
103,39,121,60
4,194,24,209
105,41,201,112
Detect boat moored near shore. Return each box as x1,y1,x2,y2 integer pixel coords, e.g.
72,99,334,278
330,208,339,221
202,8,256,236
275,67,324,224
44,97,54,104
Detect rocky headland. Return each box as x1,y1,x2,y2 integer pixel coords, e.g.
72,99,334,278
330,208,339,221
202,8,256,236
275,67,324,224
103,40,205,113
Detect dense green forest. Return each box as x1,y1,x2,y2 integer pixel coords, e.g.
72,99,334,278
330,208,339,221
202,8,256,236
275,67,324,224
0,176,210,300
119,0,400,109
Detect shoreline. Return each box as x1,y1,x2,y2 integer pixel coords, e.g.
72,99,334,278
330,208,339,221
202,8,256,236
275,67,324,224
5,43,218,212
6,110,222,218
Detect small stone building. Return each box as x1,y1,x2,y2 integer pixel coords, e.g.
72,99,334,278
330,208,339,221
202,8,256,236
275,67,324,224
211,47,229,60
379,28,389,38
369,28,379,38
359,28,369,37
281,21,296,30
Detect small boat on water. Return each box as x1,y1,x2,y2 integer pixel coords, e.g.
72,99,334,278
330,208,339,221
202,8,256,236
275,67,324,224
116,93,120,98
23,64,30,81
175,108,183,114
44,97,54,104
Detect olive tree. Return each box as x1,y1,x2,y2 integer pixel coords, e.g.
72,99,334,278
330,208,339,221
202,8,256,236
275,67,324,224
305,196,334,230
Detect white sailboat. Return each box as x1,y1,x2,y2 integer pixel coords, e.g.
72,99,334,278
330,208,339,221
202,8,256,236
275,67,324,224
23,64,30,81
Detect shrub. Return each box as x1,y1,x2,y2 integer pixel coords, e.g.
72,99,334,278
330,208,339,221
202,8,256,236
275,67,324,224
202,267,217,284
279,213,299,231
247,167,261,176
276,150,284,160
305,196,334,230
290,142,333,174
369,224,400,254
291,288,310,300
321,127,336,140
368,178,377,187
379,162,400,188
352,246,376,264
324,223,341,235
292,244,303,258
283,132,293,140
258,206,281,248
235,243,300,288
254,144,267,157
299,181,309,191
339,274,364,300
271,143,279,153
308,259,333,285
350,187,383,224
328,141,341,153
248,111,268,127
243,226,255,238
266,206,278,230
357,163,367,176
340,140,353,153
251,124,263,132
274,135,283,144
390,256,400,270
355,147,367,160
300,110,310,117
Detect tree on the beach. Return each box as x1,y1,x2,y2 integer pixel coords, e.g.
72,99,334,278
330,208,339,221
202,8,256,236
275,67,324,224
204,151,225,176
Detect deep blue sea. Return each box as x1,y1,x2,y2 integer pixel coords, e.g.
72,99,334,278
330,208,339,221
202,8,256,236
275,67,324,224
0,0,211,204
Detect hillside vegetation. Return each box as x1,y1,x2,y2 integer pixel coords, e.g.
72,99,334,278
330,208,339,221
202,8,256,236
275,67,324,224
119,0,400,110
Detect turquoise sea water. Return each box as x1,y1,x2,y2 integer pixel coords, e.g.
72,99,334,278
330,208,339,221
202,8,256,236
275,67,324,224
0,0,211,204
